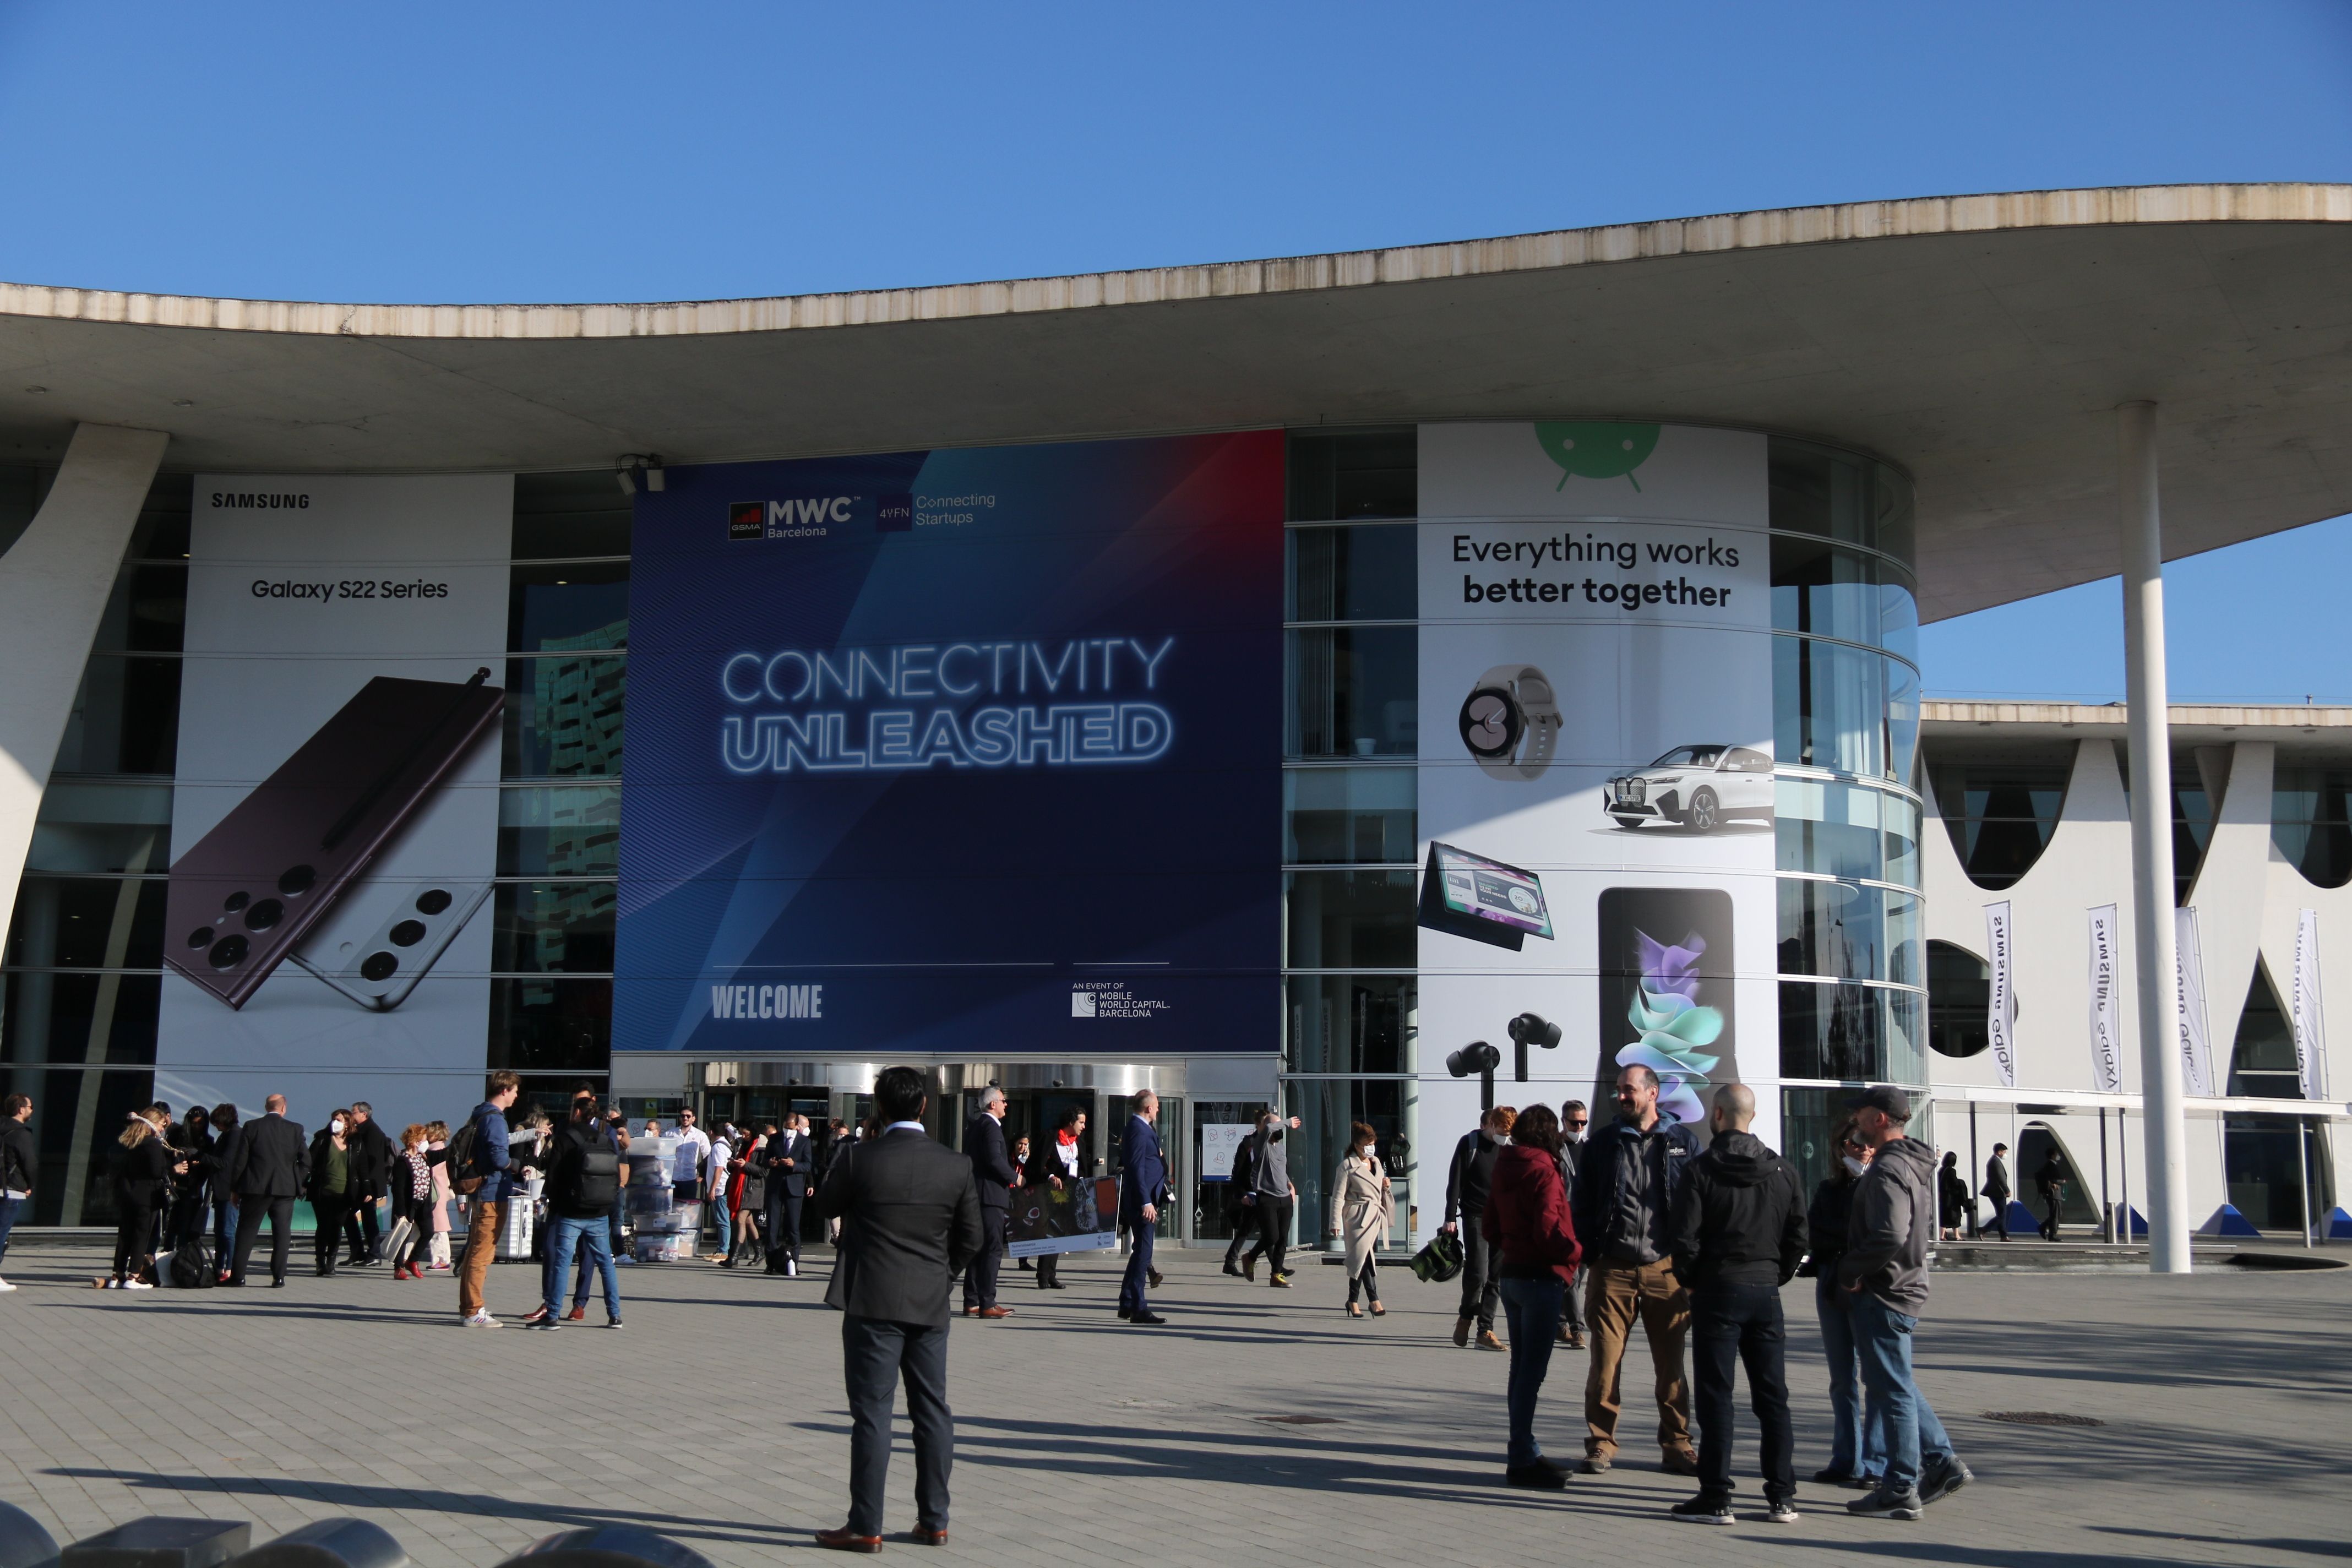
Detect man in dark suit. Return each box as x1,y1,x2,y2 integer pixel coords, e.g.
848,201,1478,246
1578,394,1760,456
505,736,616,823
814,1066,985,1553
227,1094,308,1287
1117,1091,1168,1326
961,1088,1016,1319
1983,1142,2011,1242
765,1115,813,1277
346,1101,393,1266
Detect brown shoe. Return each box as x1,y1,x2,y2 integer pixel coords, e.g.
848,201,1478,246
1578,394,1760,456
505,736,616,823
1555,1323,1572,1343
1477,1329,1508,1352
976,1305,1012,1319
962,1306,981,1316
1662,1449,1700,1476
905,1527,949,1546
1567,1328,1586,1350
1453,1316,1472,1347
814,1528,881,1553
1243,1258,1256,1283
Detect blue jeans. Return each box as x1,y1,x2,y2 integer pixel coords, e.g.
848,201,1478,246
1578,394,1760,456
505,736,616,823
1849,1291,1953,1492
1815,1276,1886,1480
1496,1275,1565,1467
212,1197,238,1261
0,1194,20,1268
544,1214,620,1322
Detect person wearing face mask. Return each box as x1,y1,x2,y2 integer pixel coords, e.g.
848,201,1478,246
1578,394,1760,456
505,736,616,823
1802,1117,1885,1491
306,1110,358,1278
1241,1109,1299,1288
1554,1099,1592,1349
1442,1104,1515,1351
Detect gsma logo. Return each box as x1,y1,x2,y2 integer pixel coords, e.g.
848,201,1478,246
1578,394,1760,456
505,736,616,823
727,502,764,541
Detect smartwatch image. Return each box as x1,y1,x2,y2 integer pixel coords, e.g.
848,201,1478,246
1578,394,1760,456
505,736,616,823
1458,665,1561,780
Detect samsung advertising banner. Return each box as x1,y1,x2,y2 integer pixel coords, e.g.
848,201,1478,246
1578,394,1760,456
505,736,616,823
1414,422,1777,1161
615,433,1284,1058
156,476,511,1136
2087,904,2122,1095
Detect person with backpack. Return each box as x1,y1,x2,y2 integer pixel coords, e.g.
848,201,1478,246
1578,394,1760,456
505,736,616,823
523,1088,624,1329
457,1071,521,1327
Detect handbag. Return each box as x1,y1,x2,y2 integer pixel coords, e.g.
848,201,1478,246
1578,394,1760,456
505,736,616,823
1410,1229,1465,1283
382,1215,417,1265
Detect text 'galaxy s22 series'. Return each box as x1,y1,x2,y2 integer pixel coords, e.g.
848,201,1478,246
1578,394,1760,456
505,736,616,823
164,671,504,1009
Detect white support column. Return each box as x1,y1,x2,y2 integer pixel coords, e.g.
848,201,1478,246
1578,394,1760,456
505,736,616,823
0,423,171,960
2117,400,2192,1273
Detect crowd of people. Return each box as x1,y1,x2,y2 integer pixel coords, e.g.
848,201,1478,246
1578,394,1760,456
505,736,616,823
1,1062,1986,1535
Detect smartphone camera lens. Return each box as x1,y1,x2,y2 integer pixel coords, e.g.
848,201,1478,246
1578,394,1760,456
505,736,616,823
278,864,316,897
223,891,250,913
360,951,400,982
244,898,284,932
415,889,453,916
209,933,250,970
187,927,215,950
389,919,428,948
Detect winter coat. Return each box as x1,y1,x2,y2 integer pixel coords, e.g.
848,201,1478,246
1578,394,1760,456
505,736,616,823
1479,1145,1582,1288
1838,1135,1937,1316
1331,1150,1395,1277
1667,1129,1806,1291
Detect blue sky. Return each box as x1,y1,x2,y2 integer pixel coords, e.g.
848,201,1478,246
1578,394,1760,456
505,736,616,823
3,0,2348,698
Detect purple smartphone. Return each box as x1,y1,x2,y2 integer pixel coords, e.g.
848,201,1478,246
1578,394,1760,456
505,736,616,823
164,670,503,1009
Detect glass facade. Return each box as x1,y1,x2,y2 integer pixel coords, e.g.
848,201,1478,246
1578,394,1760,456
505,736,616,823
0,469,632,1222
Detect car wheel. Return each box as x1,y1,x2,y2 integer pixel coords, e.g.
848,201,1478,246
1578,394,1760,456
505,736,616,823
1689,788,1719,832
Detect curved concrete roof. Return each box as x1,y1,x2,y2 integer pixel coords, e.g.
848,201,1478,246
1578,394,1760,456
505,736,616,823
3,182,2349,620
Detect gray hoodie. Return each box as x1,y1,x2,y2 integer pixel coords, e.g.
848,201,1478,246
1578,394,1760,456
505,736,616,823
1837,1134,1935,1316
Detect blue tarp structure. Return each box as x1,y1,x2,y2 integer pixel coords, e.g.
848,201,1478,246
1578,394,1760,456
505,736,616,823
2326,1206,2352,1242
2197,1203,2263,1238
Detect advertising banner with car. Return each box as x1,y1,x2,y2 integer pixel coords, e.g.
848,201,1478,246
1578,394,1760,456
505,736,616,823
1414,423,1777,1148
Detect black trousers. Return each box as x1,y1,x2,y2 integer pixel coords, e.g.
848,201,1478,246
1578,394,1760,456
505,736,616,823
230,1196,296,1283
1456,1211,1500,1331
767,1190,805,1268
2040,1192,2062,1240
1986,1193,2010,1240
356,1194,381,1256
313,1193,353,1273
841,1313,952,1537
965,1204,1005,1308
1035,1250,1059,1286
1347,1257,1380,1304
1691,1281,1795,1504
113,1196,158,1279
1248,1196,1292,1276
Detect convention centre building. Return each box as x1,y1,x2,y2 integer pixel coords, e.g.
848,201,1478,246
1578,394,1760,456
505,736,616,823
3,183,2349,1266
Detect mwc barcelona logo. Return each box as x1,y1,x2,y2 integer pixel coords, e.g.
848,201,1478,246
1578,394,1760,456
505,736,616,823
1536,421,1662,492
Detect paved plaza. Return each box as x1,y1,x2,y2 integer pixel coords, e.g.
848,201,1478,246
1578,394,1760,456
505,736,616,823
1,1242,2347,1567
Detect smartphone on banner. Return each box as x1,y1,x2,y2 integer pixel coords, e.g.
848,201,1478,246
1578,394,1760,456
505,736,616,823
164,671,504,1009
1595,887,1738,1120
290,878,492,1012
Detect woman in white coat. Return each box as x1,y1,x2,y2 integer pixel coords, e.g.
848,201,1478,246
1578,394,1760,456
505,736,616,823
1330,1121,1395,1319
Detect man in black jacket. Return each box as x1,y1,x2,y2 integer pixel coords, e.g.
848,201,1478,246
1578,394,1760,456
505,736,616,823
1571,1065,1701,1476
1665,1083,1806,1525
767,1115,816,1277
961,1090,1016,1316
1555,1098,1592,1348
814,1066,986,1552
346,1102,393,1266
524,1088,623,1329
227,1095,308,1287
1441,1105,1512,1351
1982,1142,2011,1241
0,1092,35,1292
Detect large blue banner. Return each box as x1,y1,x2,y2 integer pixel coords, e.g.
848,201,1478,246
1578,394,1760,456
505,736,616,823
615,432,1285,1057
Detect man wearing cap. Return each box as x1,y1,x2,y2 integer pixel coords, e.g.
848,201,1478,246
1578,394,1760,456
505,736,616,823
1839,1085,1973,1520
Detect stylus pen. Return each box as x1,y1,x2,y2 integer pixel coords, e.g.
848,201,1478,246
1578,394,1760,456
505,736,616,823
319,667,493,851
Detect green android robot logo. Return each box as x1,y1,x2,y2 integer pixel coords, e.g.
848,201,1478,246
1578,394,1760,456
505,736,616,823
1534,421,1662,492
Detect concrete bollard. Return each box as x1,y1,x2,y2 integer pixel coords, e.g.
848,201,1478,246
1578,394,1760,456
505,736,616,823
223,1522,405,1568
0,1501,61,1568
492,1529,714,1568
60,1520,251,1568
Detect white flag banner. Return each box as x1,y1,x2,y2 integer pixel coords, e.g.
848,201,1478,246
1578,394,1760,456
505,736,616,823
2293,908,2329,1102
1984,901,2018,1088
2087,904,2122,1094
2175,906,2214,1098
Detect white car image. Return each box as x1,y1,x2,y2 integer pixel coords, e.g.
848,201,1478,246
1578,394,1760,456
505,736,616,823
1603,745,1774,832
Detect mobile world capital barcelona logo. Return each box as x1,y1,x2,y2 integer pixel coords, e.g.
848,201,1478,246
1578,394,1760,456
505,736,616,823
1536,421,1661,492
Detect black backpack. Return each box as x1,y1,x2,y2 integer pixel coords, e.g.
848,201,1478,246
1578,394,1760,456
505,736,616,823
552,1123,620,1212
170,1235,216,1289
447,1117,486,1194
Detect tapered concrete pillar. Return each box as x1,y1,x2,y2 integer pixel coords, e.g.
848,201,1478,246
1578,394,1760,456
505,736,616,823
0,423,170,960
2117,401,2191,1273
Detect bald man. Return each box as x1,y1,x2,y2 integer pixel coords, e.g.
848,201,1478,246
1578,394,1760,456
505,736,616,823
1664,1083,1806,1525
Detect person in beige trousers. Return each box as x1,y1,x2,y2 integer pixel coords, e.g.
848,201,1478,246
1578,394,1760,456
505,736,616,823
1330,1121,1395,1318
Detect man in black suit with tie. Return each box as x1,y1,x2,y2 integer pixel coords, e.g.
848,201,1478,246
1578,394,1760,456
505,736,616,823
962,1088,1016,1320
227,1093,308,1287
764,1114,813,1277
814,1066,986,1553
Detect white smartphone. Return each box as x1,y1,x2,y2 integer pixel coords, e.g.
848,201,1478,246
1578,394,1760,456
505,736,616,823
290,879,492,1012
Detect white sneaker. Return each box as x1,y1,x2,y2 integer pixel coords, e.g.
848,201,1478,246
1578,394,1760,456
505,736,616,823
0,1277,17,1292
785,1259,798,1278
462,1309,499,1327
122,1280,154,1291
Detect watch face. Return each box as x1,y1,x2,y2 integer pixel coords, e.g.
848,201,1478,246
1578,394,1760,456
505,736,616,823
1508,885,1539,915
1460,686,1521,760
